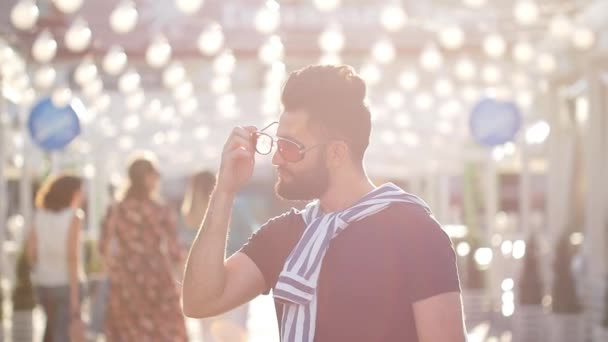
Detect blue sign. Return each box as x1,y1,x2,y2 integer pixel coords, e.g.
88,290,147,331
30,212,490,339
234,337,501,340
469,98,522,147
28,97,82,151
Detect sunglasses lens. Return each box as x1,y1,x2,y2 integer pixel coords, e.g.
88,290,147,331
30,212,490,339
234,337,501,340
255,133,273,155
277,139,302,162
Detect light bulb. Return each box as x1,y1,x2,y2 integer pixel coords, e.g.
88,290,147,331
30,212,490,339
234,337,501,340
372,39,396,64
146,35,172,68
162,61,186,89
483,33,506,58
415,92,434,111
435,78,454,97
380,5,407,32
438,26,465,50
93,93,111,114
126,90,145,111
10,0,39,31
32,30,57,63
319,53,341,65
174,81,194,101
118,69,140,94
386,90,404,109
110,1,138,34
420,45,443,71
254,1,280,34
83,79,103,98
550,14,573,39
179,97,198,115
399,69,418,91
359,63,381,85
318,26,344,52
51,87,72,108
211,76,231,94
175,0,203,14
258,35,284,65
34,65,56,89
65,18,92,52
482,64,502,84
74,58,98,85
463,0,486,8
454,58,476,81
572,27,595,50
197,23,224,56
314,0,340,12
52,0,83,14
537,53,557,74
514,1,539,26
103,46,128,75
213,50,236,75
462,86,480,103
513,41,534,64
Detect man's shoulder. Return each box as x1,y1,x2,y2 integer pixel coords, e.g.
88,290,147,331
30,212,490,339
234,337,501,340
261,207,304,229
364,202,449,241
376,202,436,225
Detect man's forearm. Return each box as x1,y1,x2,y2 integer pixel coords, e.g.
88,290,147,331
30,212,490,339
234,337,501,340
182,188,235,307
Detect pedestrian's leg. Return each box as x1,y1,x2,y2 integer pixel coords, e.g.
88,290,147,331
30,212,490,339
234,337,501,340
36,287,54,342
51,286,71,342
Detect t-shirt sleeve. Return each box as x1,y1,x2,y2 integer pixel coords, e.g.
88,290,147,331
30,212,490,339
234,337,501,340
402,207,461,303
239,209,301,294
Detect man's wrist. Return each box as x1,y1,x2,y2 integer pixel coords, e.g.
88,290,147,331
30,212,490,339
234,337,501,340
212,185,237,202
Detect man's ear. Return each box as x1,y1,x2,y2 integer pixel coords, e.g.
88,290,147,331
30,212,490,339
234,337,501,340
326,141,350,169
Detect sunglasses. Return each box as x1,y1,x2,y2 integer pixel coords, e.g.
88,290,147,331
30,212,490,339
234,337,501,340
251,122,325,163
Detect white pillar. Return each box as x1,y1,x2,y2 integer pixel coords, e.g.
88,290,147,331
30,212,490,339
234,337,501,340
519,137,531,238
484,156,499,305
438,173,451,223
583,62,607,331
583,66,606,279
18,105,33,232
484,157,498,242
546,83,579,248
0,86,7,282
424,172,438,215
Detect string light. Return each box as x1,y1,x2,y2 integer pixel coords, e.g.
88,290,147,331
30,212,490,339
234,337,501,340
110,1,138,34
10,0,39,31
65,18,92,53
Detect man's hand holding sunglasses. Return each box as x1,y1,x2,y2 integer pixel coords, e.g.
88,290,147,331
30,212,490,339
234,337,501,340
216,126,258,195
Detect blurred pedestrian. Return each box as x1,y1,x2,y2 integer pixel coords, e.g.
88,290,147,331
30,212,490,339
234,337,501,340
99,152,187,341
26,173,86,342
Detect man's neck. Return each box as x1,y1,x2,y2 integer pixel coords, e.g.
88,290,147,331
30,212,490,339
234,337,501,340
318,172,375,213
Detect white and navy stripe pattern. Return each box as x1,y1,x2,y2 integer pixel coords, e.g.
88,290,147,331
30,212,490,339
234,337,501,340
273,183,431,342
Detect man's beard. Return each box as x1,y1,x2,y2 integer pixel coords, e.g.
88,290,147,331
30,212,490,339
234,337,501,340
275,154,330,201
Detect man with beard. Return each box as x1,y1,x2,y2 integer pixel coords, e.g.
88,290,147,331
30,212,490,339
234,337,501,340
182,65,467,342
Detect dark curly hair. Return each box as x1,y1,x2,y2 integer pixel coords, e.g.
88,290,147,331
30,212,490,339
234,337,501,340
35,173,83,212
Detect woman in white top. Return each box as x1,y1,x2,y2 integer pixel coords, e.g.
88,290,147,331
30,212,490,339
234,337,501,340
26,173,86,342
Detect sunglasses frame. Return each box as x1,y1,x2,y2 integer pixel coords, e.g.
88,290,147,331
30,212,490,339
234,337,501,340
251,122,325,163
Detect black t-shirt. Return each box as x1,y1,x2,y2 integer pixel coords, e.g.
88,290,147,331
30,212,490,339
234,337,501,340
240,202,461,342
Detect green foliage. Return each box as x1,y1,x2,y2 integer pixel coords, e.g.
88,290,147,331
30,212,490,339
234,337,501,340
463,163,484,242
12,248,36,311
84,239,103,275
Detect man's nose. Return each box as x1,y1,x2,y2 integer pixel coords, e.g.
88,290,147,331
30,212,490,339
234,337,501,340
272,148,285,166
